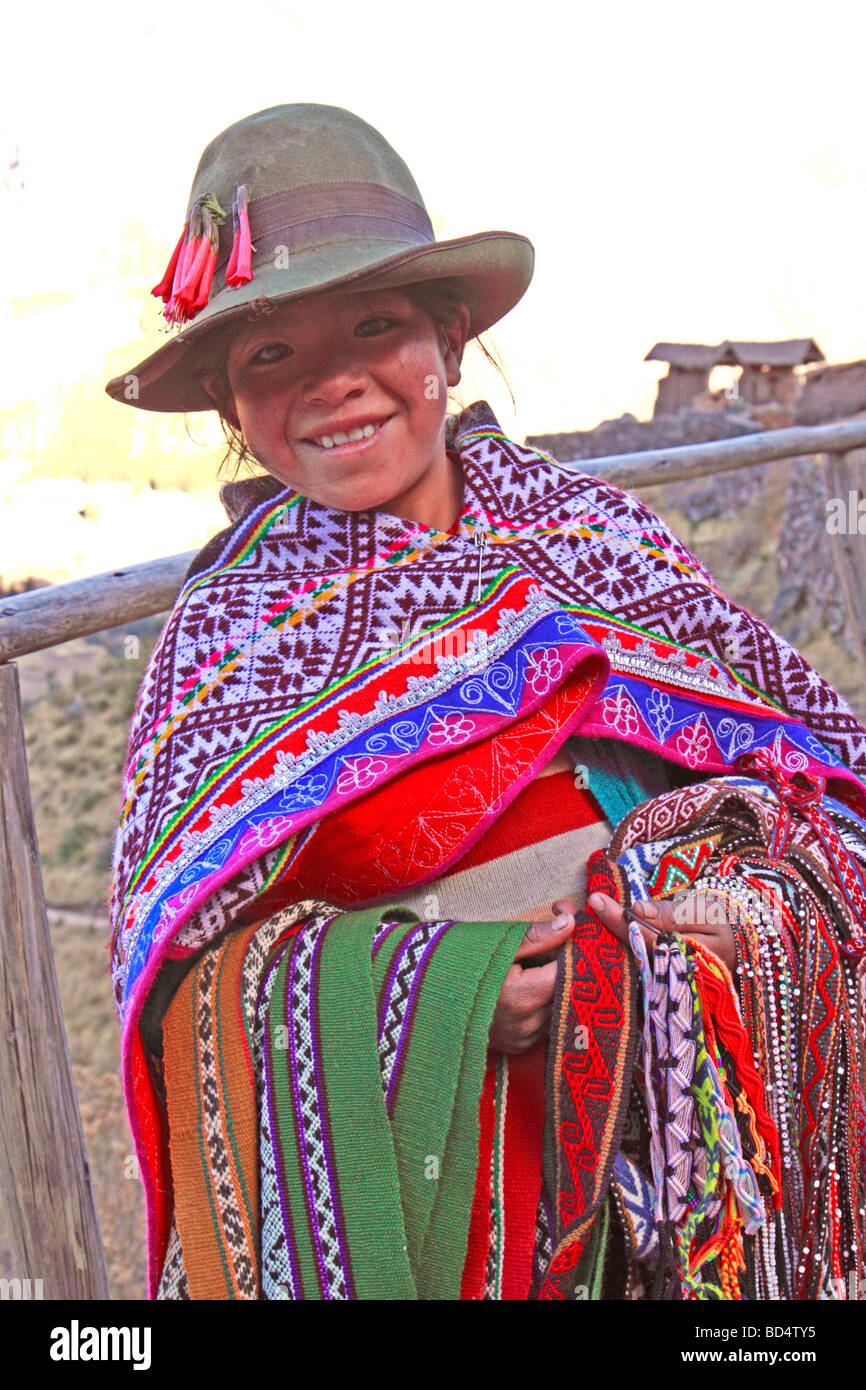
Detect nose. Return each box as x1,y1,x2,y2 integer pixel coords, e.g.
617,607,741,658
300,343,370,406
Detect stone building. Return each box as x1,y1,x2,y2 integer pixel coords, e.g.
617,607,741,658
643,342,730,417
724,339,824,407
645,338,825,415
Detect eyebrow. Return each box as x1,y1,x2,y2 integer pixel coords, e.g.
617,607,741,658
233,294,405,352
282,290,405,324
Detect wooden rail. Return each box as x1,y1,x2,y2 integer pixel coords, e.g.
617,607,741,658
1,413,864,1300
3,417,866,662
565,415,866,487
0,551,196,662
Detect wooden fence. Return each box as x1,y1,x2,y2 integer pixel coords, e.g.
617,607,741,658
1,416,865,1299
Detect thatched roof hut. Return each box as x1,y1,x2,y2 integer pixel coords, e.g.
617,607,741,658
645,339,825,414
644,342,731,416
723,339,824,406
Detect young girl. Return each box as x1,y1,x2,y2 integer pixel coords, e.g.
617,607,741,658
108,103,866,1300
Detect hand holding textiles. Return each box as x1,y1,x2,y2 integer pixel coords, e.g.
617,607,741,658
588,890,737,973
488,898,577,1054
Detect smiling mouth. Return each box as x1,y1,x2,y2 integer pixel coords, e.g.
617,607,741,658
301,415,395,453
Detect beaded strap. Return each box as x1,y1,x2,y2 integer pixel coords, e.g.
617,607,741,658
615,753,866,1298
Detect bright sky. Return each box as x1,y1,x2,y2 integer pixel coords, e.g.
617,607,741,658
4,0,866,448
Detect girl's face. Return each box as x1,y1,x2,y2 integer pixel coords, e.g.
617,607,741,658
211,286,470,530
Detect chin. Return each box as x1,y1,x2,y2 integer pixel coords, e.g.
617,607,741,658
329,475,415,514
338,494,399,514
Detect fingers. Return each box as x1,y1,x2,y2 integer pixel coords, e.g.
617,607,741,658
588,891,737,972
488,987,553,1053
588,892,661,957
516,1011,552,1051
589,890,718,938
499,958,558,1011
640,893,731,933
671,893,737,972
670,892,731,930
514,910,575,962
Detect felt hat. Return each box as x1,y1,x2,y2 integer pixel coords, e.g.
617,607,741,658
105,103,535,413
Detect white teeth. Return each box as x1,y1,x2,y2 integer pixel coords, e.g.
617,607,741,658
312,419,384,448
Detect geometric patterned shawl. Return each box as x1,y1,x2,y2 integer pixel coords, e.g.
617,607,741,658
108,398,866,1287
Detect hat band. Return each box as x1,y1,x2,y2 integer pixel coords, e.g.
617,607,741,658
215,180,435,272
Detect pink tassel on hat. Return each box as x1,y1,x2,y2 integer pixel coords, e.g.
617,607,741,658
225,185,253,287
225,199,240,283
164,234,203,325
171,230,197,298
175,233,211,307
151,224,189,303
190,250,217,314
161,194,225,326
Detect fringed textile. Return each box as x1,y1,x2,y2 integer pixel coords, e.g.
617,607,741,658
543,755,866,1300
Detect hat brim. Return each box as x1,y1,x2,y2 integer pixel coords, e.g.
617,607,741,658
105,230,534,413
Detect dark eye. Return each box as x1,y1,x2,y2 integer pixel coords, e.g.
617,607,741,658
251,342,290,365
356,315,393,337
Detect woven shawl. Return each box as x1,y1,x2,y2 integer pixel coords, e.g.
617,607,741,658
109,398,866,1292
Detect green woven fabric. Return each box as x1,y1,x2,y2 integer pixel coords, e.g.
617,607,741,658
264,906,528,1299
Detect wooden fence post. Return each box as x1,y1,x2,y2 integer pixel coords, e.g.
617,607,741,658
822,448,866,710
0,662,109,1299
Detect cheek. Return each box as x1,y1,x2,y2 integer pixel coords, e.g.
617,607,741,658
234,386,288,440
386,340,449,409
381,329,443,378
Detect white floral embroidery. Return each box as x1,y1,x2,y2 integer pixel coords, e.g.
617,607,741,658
151,903,175,943
336,755,389,793
677,720,712,767
236,814,295,854
153,881,201,940
279,772,331,812
459,660,519,712
427,712,476,746
526,648,564,695
716,716,757,761
768,727,809,774
602,686,641,737
646,688,674,741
